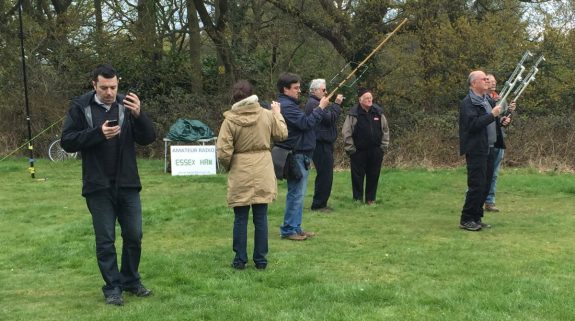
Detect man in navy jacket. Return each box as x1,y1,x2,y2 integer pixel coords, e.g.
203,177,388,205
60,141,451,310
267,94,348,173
276,73,329,240
61,64,156,305
304,79,343,212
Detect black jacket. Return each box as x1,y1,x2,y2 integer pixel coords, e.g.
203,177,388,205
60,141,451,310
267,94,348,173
61,91,156,196
342,103,390,155
303,95,342,143
459,93,505,156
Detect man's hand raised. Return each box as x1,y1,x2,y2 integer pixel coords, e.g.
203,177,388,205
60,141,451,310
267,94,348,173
318,96,330,109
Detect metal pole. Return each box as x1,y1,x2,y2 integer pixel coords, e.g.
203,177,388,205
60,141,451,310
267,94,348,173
17,0,35,178
512,55,545,101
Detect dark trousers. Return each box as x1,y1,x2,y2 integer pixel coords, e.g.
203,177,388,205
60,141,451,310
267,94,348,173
350,147,384,202
461,148,496,223
85,188,143,296
233,204,268,266
311,141,334,209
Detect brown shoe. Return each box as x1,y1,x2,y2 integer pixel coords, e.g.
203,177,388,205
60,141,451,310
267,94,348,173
298,230,315,238
282,233,307,241
484,203,500,212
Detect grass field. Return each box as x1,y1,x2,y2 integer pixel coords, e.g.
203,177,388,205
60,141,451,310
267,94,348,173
1,158,574,321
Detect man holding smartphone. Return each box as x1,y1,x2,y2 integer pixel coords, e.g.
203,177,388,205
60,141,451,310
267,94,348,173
61,64,156,306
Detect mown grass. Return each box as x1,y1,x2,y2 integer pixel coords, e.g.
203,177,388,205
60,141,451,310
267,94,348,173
1,159,574,321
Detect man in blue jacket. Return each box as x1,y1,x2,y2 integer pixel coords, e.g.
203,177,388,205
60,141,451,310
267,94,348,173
304,79,343,212
61,64,156,305
458,70,510,231
276,73,329,240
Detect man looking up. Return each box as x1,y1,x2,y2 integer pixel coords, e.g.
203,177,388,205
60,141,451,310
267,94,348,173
458,70,510,231
276,72,329,240
304,79,343,212
484,73,512,212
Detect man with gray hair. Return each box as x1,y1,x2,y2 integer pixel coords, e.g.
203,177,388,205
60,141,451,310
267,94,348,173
304,79,344,212
458,70,510,231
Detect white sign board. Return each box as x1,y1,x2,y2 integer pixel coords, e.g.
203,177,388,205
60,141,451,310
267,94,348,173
170,145,217,176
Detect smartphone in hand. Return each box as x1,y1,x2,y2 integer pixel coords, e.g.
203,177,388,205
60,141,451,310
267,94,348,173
125,87,139,102
107,119,118,127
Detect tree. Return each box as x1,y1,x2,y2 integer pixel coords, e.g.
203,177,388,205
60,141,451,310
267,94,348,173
265,0,404,64
193,0,236,88
136,0,161,64
186,0,203,92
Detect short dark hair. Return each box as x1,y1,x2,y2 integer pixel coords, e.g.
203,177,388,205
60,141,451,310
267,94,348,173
232,80,253,102
92,64,117,82
276,72,301,94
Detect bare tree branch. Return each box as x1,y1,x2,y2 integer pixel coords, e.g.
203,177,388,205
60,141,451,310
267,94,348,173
265,0,353,61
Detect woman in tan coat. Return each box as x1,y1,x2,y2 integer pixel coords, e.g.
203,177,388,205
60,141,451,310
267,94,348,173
216,80,288,270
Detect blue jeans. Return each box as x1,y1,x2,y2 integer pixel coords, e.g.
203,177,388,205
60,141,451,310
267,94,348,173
485,148,504,205
85,188,143,296
280,154,310,237
233,204,268,266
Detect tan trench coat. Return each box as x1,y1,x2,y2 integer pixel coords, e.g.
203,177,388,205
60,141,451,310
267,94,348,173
216,95,288,207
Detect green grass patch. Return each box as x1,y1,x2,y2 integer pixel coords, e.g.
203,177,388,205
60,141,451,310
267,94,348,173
1,158,574,321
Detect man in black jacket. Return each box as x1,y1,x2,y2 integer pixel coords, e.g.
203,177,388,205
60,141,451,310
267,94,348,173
61,64,156,305
341,87,390,205
304,79,343,212
458,70,510,231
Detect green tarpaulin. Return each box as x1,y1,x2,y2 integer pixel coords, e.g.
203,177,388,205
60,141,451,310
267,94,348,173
166,119,215,142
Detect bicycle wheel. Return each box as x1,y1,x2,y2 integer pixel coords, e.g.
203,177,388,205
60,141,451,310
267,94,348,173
48,139,77,161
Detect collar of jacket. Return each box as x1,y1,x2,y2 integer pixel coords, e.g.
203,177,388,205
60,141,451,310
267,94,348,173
309,95,320,103
81,91,128,128
469,90,488,106
231,95,260,111
348,103,382,116
278,93,300,105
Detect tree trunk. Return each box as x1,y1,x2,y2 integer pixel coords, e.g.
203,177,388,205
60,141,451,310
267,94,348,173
193,0,236,88
94,0,103,54
137,0,161,64
186,0,203,93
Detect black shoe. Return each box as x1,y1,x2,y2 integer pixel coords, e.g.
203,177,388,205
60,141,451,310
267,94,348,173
231,262,246,270
459,221,482,231
476,220,491,228
124,284,152,297
255,263,267,270
311,206,332,213
105,294,124,306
